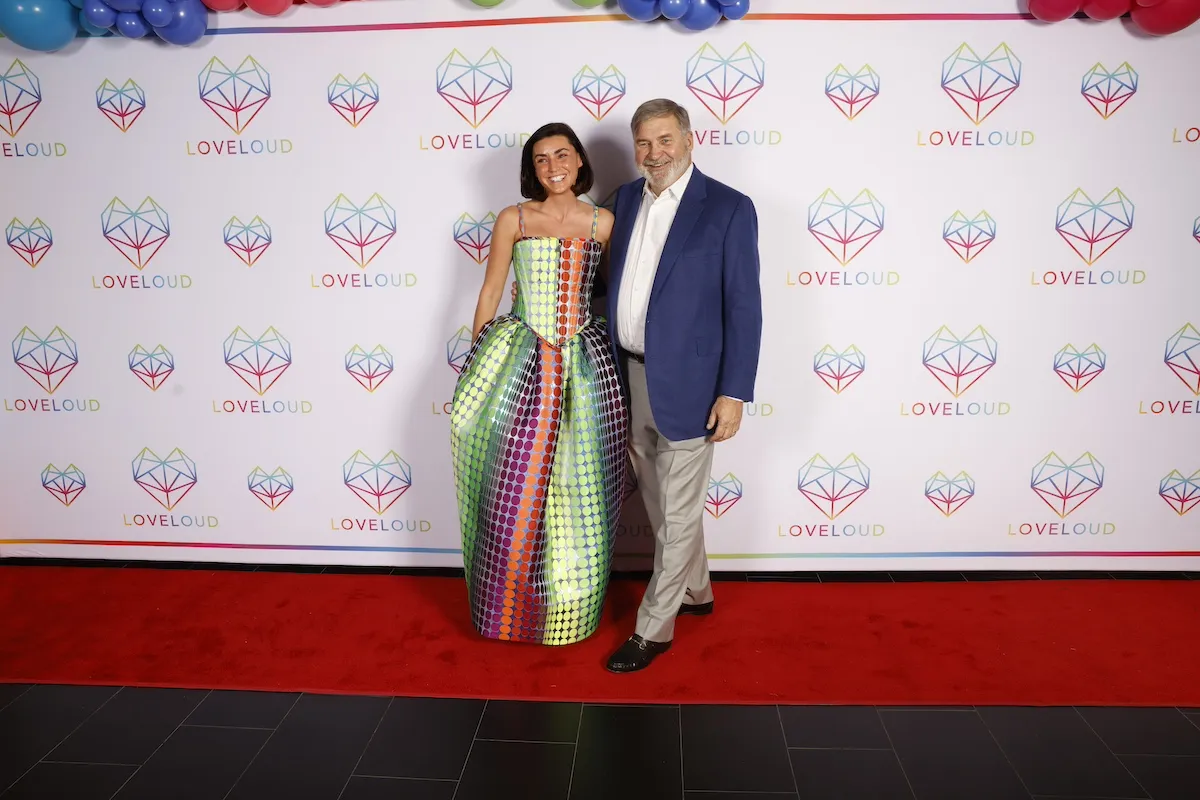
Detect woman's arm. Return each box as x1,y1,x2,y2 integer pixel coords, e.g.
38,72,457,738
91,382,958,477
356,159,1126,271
471,206,519,340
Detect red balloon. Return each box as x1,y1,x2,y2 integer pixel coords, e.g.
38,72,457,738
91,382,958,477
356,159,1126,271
1082,0,1131,18
304,0,341,6
200,0,244,10
1028,0,1083,22
1133,0,1166,7
245,0,292,13
1131,0,1200,31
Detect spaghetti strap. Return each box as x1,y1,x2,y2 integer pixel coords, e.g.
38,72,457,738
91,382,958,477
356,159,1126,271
589,204,599,239
517,203,526,236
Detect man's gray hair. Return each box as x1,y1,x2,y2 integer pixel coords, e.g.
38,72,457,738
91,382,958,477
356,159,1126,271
630,98,691,138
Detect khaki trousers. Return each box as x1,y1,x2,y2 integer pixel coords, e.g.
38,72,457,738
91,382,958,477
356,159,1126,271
624,357,715,643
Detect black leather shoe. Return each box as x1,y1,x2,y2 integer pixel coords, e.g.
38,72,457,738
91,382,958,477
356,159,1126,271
605,634,671,673
678,600,714,616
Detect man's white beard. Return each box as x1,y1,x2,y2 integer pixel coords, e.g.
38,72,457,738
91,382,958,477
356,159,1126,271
639,156,689,193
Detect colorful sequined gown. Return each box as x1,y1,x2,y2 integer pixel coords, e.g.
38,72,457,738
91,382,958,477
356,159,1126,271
450,204,629,646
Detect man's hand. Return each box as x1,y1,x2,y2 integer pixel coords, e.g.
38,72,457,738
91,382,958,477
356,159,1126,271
706,396,743,442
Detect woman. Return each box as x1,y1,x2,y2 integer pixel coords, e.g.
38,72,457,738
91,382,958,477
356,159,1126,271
450,123,629,646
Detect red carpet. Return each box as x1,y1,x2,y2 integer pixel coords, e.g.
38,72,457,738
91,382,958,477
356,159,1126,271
1,565,1198,706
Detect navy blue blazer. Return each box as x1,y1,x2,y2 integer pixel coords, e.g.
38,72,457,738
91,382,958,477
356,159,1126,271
602,165,763,442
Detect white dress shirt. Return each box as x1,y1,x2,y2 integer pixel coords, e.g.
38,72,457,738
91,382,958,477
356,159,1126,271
616,163,694,355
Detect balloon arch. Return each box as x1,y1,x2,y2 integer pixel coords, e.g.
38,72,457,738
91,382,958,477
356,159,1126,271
0,0,1197,55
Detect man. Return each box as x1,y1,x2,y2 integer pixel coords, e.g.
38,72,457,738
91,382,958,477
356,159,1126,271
602,98,763,673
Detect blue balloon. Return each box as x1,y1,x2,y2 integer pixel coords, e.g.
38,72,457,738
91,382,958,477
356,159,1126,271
83,0,114,27
113,8,146,36
617,0,660,22
106,0,142,11
152,0,205,46
0,0,80,51
68,0,84,8
720,0,748,20
78,7,108,31
140,0,170,26
659,0,687,19
678,0,721,29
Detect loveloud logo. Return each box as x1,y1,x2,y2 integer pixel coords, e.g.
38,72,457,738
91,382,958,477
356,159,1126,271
903,325,1009,417
345,345,394,392
919,43,1033,149
686,43,778,147
93,197,190,291
705,473,743,518
1039,188,1142,287
814,345,866,394
1140,322,1200,416
573,65,626,121
224,216,271,267
1,59,66,158
1053,344,1106,392
7,326,99,413
825,64,880,121
328,73,379,127
42,463,85,507
97,79,145,132
215,326,312,415
925,471,975,516
1082,63,1137,119
126,447,217,529
6,217,52,268
190,56,291,156
1010,451,1113,537
943,211,996,263
793,189,897,288
780,454,883,541
129,344,174,391
432,326,473,416
248,466,293,510
454,212,496,264
423,48,527,151
336,449,430,532
314,194,415,290
1159,468,1200,516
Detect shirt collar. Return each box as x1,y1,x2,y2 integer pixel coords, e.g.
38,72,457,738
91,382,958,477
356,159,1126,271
644,162,694,202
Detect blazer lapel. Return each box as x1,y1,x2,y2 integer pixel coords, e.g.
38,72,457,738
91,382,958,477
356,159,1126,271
650,168,707,301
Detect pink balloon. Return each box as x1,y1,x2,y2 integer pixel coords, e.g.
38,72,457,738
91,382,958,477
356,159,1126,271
200,0,244,10
1081,0,1131,17
245,0,291,13
1131,0,1200,31
1028,0,1082,22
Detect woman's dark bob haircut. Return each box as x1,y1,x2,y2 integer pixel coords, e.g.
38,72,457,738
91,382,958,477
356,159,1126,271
520,122,594,201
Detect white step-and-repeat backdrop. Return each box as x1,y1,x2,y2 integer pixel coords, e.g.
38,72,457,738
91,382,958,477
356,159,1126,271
2,0,1198,571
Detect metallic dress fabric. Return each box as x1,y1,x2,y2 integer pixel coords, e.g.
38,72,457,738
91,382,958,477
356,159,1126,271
450,204,629,645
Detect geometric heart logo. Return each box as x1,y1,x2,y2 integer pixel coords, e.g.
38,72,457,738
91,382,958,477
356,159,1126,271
1055,188,1134,265
1053,343,1105,392
1081,62,1137,119
96,78,146,132
198,56,270,135
325,193,397,268
808,189,885,265
1194,215,1199,246
447,326,473,374
223,326,291,396
925,470,975,516
343,449,412,515
825,63,880,121
12,325,77,394
1165,322,1200,395
1031,451,1104,518
132,446,197,511
345,344,394,392
572,65,626,121
922,325,998,397
248,466,293,510
436,48,513,129
223,216,272,267
705,472,742,518
101,197,170,271
128,344,174,391
6,217,52,268
454,212,496,265
1159,468,1200,516
943,211,997,263
1,58,40,138
42,463,86,507
686,43,765,124
798,453,870,520
941,43,1021,125
813,344,866,394
328,72,379,128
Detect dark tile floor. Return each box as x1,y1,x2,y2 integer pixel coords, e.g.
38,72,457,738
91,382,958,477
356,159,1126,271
2,560,1198,798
